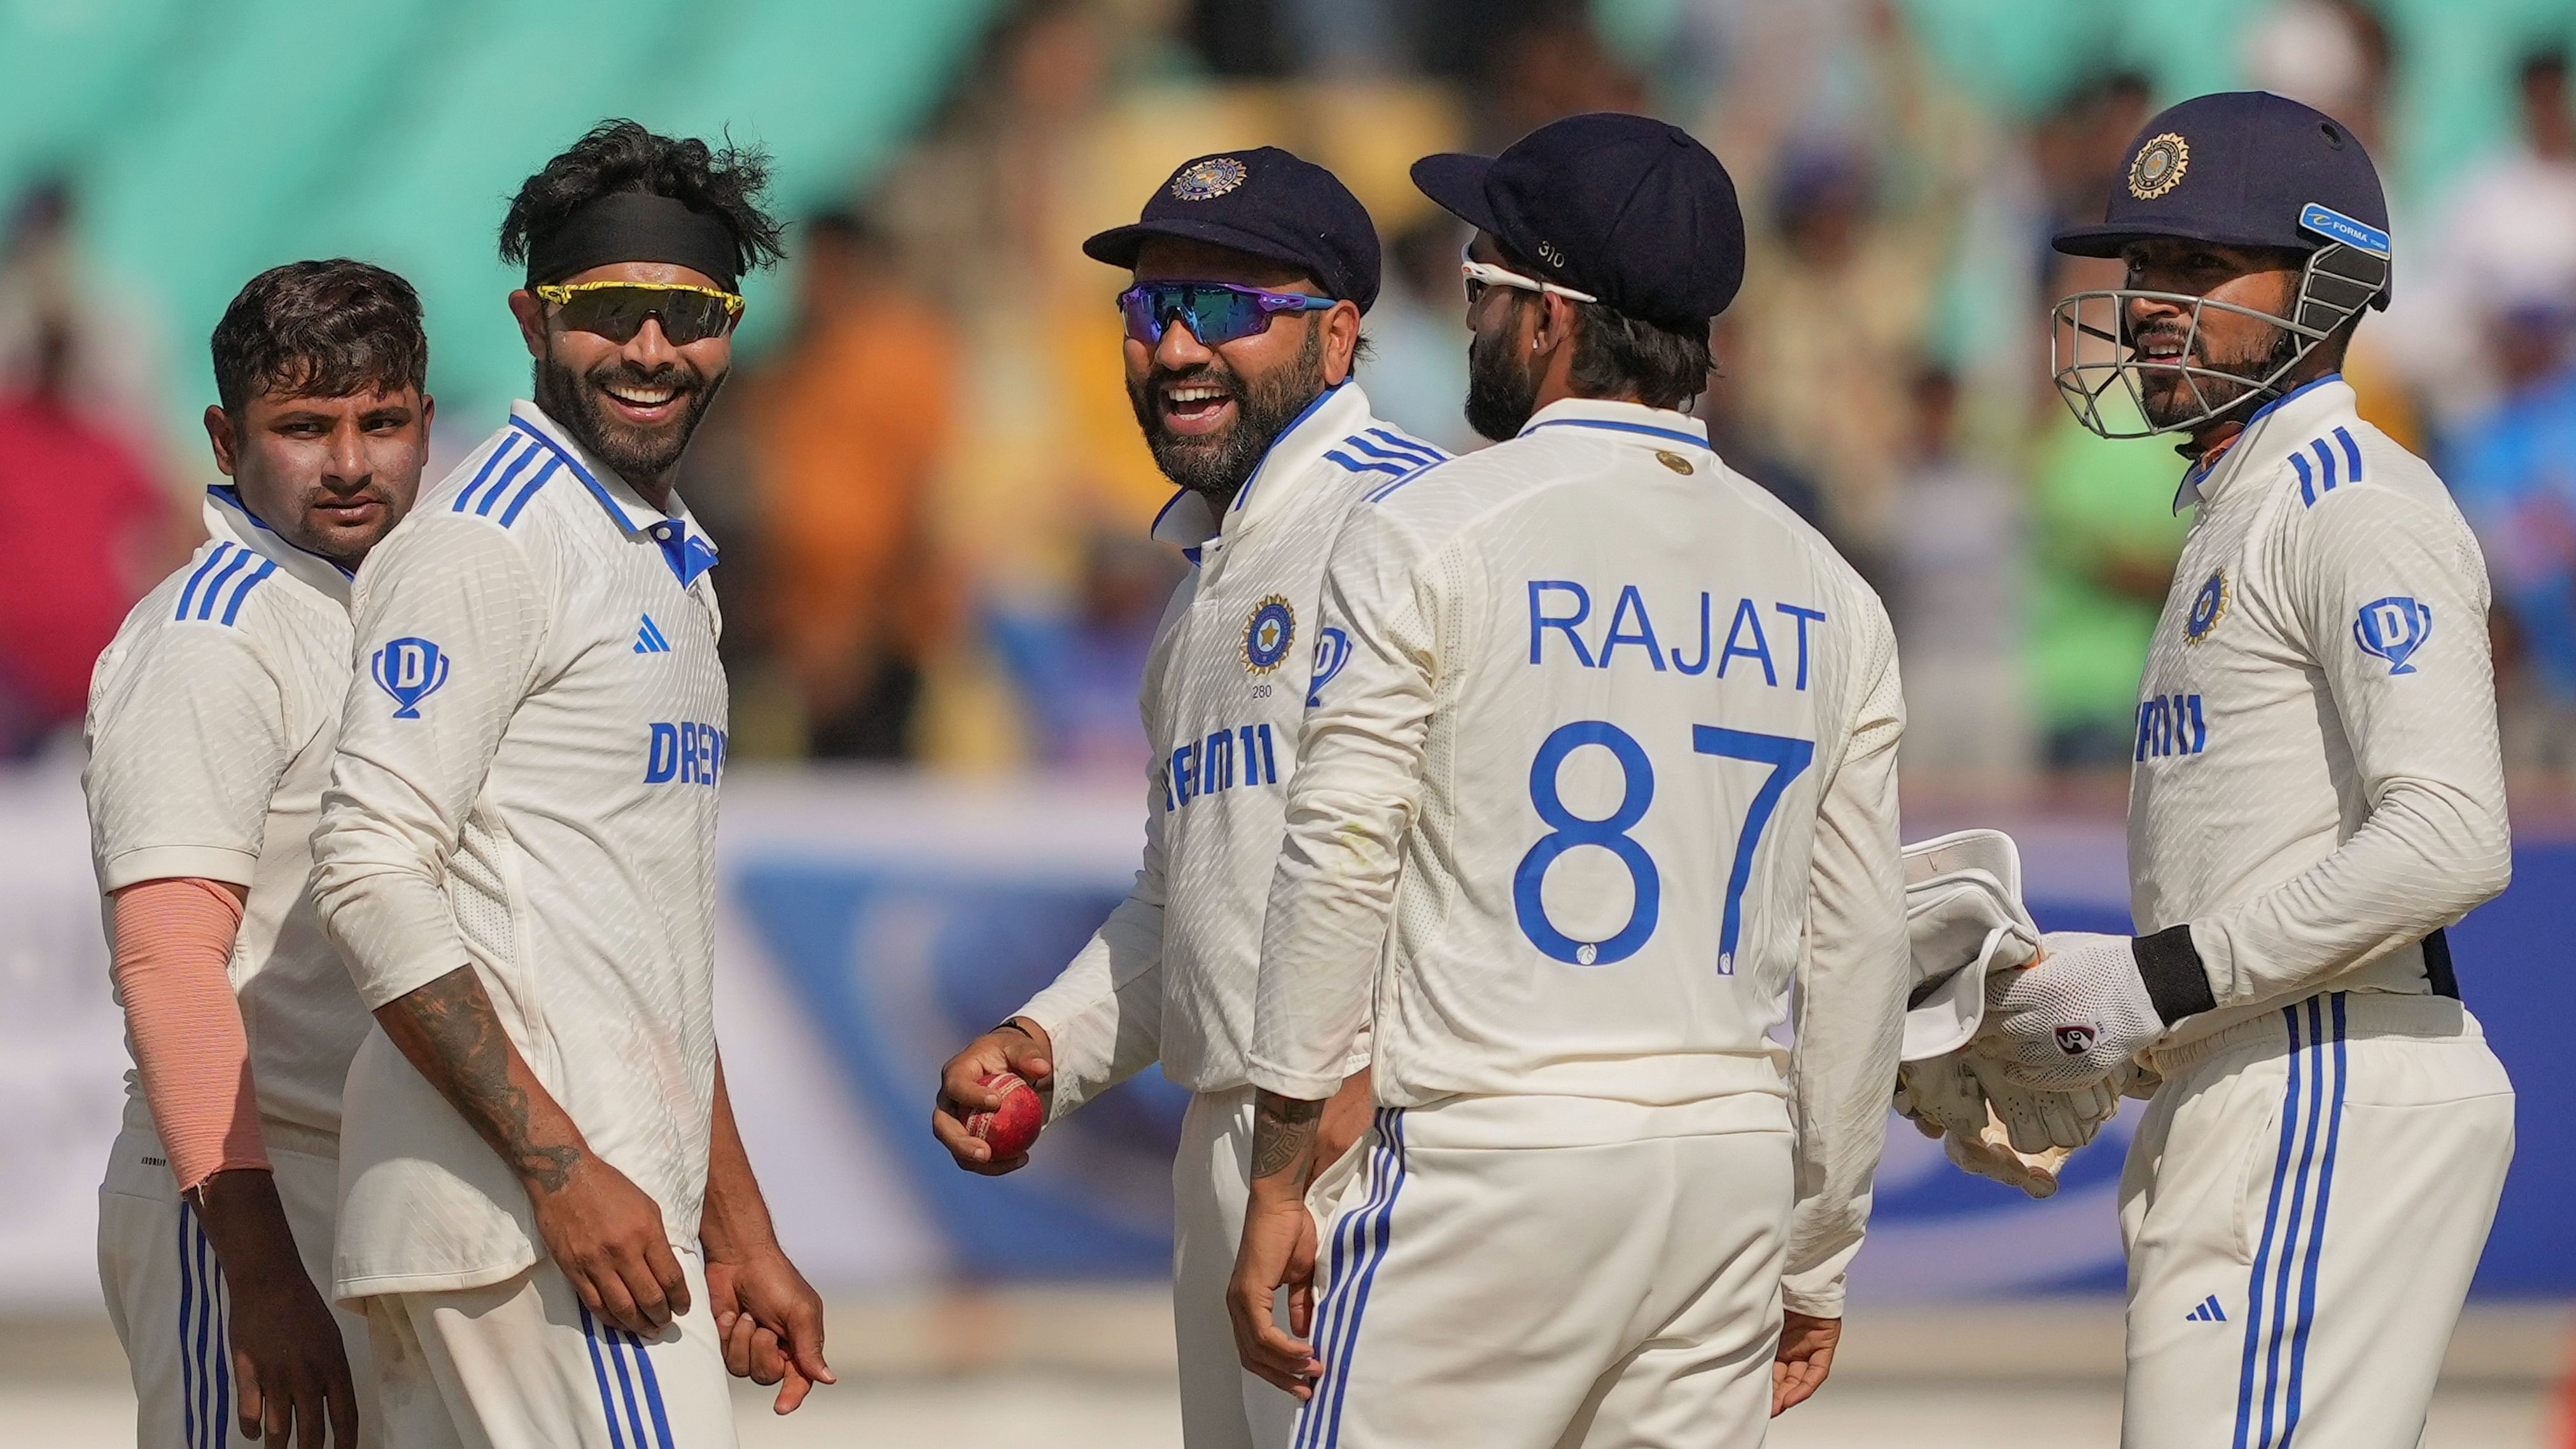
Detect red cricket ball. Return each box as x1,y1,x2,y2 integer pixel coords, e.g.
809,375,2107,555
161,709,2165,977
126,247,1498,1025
967,1071,1043,1159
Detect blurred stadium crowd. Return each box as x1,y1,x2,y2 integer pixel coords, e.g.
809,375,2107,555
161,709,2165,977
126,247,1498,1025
8,0,2576,800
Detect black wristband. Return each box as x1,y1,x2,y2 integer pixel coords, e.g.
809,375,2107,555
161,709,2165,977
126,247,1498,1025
993,1018,1033,1039
2132,925,2218,1025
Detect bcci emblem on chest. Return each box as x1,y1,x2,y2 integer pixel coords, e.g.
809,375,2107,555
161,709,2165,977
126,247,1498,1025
2354,596,2432,675
1243,596,1296,673
373,637,451,718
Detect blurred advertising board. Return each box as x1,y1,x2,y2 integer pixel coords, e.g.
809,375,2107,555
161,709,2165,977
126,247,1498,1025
1,766,2565,1310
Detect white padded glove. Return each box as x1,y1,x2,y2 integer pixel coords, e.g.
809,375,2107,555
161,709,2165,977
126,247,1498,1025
1982,930,2165,1091
1966,1054,2120,1152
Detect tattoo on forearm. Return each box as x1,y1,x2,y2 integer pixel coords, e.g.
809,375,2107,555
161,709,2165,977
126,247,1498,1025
383,967,581,1192
1250,1090,1325,1180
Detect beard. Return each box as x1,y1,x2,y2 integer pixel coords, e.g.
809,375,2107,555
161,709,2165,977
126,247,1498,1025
1464,313,1541,442
1126,323,1327,507
535,347,723,484
2133,312,2302,431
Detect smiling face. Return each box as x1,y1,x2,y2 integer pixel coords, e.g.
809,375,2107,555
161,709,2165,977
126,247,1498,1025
206,384,431,568
2117,238,2310,430
1122,237,1359,507
508,260,733,494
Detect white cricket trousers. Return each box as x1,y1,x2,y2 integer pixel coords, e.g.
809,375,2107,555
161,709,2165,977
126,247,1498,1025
2120,991,2513,1449
97,1107,376,1448
358,1249,736,1449
1295,1098,1795,1449
1177,1084,1302,1449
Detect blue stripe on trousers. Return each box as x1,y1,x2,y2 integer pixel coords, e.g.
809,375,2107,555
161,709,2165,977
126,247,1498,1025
1294,1113,1392,1449
580,1306,629,1449
2232,995,2348,1448
178,1203,200,1448
1316,1109,1407,1449
2236,1004,2307,1449
624,1326,677,1448
603,1315,653,1449
2279,995,2348,1447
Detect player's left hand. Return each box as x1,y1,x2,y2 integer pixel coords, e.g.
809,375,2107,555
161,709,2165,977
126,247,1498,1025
1772,1311,1841,1415
1228,1180,1322,1397
704,1244,836,1414
1981,931,2164,1091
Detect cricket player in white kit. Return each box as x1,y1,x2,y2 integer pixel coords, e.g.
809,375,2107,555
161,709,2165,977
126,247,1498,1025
311,123,827,1448
88,261,433,1449
2001,92,2515,1448
932,148,1444,1449
1229,114,1913,1449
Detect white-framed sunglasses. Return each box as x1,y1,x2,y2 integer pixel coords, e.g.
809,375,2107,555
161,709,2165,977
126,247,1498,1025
1460,246,1598,306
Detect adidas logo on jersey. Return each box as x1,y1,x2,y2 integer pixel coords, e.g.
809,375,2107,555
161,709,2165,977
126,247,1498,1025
2185,1294,2228,1322
634,614,672,654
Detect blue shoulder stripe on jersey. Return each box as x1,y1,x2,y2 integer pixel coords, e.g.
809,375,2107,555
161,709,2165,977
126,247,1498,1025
1365,454,1457,503
2290,450,2315,507
174,543,236,620
218,559,279,625
1325,448,1410,477
473,440,546,518
452,436,531,514
2310,438,2338,496
497,455,564,526
1340,432,1437,468
190,546,255,621
2332,425,2363,481
1365,426,1447,463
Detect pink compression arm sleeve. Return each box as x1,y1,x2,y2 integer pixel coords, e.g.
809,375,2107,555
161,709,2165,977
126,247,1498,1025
109,878,265,1192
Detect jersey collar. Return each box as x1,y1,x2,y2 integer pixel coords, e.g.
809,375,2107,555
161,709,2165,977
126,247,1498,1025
2172,374,2353,513
202,485,355,606
1516,396,1713,453
509,401,720,587
1147,380,1378,564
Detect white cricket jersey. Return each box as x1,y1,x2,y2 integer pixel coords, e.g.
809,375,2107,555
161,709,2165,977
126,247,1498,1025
1019,382,1448,1110
2130,375,2510,1050
1247,398,1911,1306
312,401,729,1300
84,486,375,1137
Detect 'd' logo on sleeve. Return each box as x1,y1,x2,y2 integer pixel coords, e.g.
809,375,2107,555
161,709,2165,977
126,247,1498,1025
372,638,451,718
2353,596,2432,675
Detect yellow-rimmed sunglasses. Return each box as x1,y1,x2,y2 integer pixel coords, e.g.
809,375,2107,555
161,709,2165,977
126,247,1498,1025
534,281,745,345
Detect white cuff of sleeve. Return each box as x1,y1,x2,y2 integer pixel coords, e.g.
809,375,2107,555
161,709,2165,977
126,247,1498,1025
1245,1056,1345,1102
326,878,471,1009
101,844,259,893
1780,1271,1846,1319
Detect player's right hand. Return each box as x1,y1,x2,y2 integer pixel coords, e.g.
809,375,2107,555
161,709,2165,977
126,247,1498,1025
198,1170,359,1448
932,1018,1054,1175
529,1151,690,1338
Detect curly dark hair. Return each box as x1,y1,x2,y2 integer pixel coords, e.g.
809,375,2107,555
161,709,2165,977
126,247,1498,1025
498,119,787,281
211,259,428,415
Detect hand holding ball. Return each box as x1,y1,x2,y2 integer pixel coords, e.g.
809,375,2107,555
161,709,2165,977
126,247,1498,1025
965,1072,1043,1159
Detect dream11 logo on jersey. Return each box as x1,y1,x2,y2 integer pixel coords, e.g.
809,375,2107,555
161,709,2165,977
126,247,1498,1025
2353,596,2432,676
372,638,451,718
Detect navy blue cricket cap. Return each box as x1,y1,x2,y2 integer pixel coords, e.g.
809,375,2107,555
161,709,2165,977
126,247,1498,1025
1082,146,1380,312
1412,112,1746,330
2055,90,2393,306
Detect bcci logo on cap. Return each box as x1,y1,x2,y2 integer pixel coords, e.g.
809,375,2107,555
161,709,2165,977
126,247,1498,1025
2129,132,2189,200
1170,157,1248,201
2353,596,2432,675
372,637,450,718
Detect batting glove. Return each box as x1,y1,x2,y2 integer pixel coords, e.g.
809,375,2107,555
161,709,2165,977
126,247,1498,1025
1982,928,2215,1091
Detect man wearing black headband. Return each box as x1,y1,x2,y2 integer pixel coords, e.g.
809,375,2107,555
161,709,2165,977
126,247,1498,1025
312,120,829,1447
930,146,1446,1449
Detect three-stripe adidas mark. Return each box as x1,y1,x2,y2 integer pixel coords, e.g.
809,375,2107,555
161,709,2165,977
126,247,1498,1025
2187,1294,2228,1322
2290,426,2363,507
634,614,672,654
